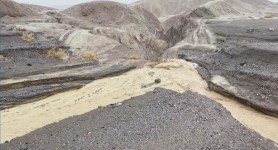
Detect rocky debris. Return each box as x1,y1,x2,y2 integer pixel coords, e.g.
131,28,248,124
246,27,255,33
154,78,161,83
148,71,155,77
0,55,7,61
110,102,123,109
141,83,155,89
2,88,276,149
269,28,275,32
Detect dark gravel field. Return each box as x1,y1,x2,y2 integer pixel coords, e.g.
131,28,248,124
174,19,278,117
2,88,276,150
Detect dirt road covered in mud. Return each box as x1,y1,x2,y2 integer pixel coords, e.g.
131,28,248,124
1,60,278,145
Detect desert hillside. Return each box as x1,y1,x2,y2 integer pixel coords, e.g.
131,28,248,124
62,1,161,30
0,0,38,17
135,0,212,18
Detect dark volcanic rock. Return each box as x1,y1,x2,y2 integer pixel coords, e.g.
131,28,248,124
1,88,276,149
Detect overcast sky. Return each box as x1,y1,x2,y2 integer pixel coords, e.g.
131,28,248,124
14,0,278,9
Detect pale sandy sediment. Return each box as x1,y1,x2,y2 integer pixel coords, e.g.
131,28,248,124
1,59,277,143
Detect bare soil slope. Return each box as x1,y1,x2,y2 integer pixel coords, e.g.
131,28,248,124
189,0,276,18
135,0,212,18
0,0,38,17
62,1,161,31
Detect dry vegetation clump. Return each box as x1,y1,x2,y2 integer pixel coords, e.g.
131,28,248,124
0,55,7,61
21,32,35,42
264,15,273,19
47,48,68,60
46,34,55,39
83,52,99,62
123,54,141,60
205,20,212,24
216,35,227,43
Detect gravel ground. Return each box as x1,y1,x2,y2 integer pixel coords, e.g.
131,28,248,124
177,41,278,115
2,88,276,149
173,19,278,117
209,19,278,42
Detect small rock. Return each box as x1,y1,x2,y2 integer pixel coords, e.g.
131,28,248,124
148,72,155,77
116,102,122,107
192,63,198,68
110,102,122,108
178,54,191,61
155,79,161,84
0,55,6,61
269,28,275,32
27,63,32,66
246,27,254,33
141,84,148,88
240,62,246,66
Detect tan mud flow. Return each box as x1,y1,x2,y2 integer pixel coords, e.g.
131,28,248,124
1,60,278,143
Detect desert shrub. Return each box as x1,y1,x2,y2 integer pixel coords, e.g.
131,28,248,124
124,54,141,60
83,52,98,62
216,36,227,43
21,32,35,42
205,20,212,24
47,48,68,60
0,55,7,61
46,34,55,39
130,55,141,60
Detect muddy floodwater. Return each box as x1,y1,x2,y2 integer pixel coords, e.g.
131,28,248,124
1,60,278,143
